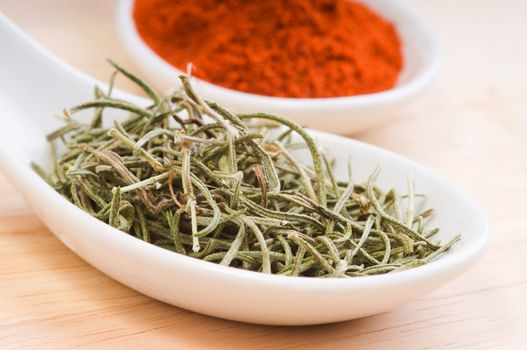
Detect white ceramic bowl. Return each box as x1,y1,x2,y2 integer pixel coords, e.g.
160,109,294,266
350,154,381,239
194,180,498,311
116,0,441,135
0,15,487,326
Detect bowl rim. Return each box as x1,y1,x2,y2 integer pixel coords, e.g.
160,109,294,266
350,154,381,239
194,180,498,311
116,0,441,108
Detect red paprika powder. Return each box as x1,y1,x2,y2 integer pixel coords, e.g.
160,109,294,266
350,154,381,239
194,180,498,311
133,0,403,98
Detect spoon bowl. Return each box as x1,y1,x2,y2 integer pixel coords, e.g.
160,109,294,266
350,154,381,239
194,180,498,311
0,15,488,325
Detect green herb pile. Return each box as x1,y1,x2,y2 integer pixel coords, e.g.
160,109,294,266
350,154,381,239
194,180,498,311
33,61,460,277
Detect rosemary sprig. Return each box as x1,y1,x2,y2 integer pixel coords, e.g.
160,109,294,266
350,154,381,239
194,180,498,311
33,62,461,277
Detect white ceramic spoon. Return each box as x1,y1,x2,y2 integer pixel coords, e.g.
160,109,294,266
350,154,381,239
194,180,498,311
0,14,489,326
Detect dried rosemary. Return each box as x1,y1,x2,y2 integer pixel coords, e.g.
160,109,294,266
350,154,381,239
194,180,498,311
33,61,461,278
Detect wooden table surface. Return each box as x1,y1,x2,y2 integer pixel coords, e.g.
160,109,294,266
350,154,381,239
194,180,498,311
1,0,526,348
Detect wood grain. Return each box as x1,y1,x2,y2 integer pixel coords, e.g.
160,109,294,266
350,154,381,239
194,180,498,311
1,0,526,348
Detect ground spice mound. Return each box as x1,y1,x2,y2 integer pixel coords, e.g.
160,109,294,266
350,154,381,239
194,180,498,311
133,0,403,98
